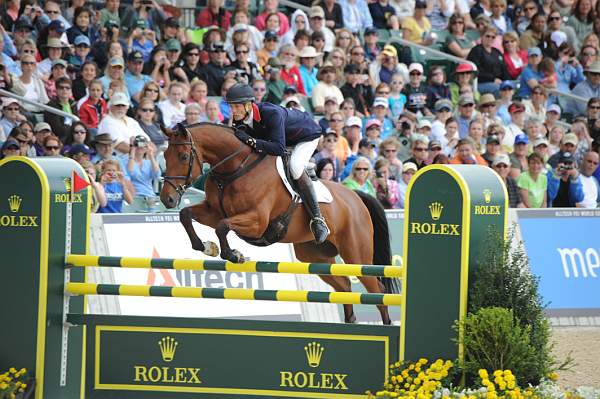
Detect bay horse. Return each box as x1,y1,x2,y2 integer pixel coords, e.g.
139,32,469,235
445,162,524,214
160,123,393,324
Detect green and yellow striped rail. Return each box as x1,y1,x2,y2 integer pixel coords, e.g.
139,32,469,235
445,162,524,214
65,282,403,306
65,254,403,278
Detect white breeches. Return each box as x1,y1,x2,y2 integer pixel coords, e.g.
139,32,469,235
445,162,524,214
289,137,320,180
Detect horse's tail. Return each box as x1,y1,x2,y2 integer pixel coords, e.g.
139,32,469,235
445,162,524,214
353,191,400,294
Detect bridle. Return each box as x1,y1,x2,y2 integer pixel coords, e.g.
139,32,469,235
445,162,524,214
162,126,203,204
162,124,247,205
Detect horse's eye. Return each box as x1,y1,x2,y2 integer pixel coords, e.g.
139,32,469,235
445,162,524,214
180,153,189,161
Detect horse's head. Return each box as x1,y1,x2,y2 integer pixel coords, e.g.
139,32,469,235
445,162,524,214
160,124,204,209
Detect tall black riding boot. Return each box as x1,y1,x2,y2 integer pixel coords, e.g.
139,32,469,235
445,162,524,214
295,172,330,244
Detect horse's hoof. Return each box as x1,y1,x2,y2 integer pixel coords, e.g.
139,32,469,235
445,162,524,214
191,240,206,252
345,314,357,324
230,249,246,263
202,241,220,257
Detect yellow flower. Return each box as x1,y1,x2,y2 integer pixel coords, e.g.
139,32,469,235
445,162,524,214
547,372,559,381
479,369,489,380
9,368,16,374
493,370,503,378
507,381,516,389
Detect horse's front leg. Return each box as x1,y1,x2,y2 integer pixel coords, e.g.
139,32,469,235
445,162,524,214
215,218,247,263
179,204,220,256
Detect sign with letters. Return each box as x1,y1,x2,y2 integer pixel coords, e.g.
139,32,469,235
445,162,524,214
82,315,397,399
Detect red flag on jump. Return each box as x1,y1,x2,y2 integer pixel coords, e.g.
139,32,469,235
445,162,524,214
72,171,90,194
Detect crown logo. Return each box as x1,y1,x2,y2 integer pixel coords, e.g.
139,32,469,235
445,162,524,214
429,202,443,220
304,342,324,368
63,178,72,193
483,189,492,204
158,336,178,362
8,195,22,213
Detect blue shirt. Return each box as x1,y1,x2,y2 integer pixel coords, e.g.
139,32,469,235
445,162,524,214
124,70,152,98
298,65,318,97
1,52,19,76
132,39,154,62
121,158,160,197
518,65,543,98
98,182,125,213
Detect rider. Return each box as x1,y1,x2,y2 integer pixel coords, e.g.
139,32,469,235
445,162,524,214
224,83,330,244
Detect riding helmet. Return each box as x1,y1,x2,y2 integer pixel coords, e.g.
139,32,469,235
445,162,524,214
225,83,255,104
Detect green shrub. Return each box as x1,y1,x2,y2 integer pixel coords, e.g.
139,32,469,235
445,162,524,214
466,227,564,385
457,307,539,386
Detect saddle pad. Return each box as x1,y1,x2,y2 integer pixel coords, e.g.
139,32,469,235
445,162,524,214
276,157,334,203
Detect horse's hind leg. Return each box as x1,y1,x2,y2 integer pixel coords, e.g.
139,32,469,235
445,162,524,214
338,239,391,325
358,276,391,325
294,244,356,323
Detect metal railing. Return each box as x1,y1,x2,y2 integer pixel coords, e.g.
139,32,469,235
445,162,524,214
548,89,589,104
388,36,478,91
0,88,80,122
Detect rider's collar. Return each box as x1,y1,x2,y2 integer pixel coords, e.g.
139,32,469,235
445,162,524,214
252,103,261,122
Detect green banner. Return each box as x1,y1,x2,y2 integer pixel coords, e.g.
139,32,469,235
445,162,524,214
77,315,398,399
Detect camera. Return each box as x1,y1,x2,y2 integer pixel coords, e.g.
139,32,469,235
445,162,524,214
133,135,148,148
375,171,383,178
559,163,574,171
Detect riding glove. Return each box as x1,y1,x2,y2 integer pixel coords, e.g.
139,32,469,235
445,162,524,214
234,129,257,150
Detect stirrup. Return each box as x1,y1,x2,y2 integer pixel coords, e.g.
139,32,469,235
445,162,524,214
310,217,330,236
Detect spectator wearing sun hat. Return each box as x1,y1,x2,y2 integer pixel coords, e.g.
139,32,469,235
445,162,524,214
298,46,321,97
312,64,344,114
570,60,600,116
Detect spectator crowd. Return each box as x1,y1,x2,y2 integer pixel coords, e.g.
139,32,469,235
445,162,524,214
1,0,600,211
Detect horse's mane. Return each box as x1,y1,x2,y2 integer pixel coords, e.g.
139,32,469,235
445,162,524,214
184,122,235,134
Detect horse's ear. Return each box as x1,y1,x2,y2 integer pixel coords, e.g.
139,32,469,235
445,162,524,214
164,128,175,138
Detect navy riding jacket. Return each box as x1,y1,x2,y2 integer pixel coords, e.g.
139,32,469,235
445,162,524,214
245,102,322,156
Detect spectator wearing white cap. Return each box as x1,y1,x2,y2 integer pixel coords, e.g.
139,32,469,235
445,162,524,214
0,98,26,138
344,116,363,156
544,104,562,133
402,63,428,115
97,92,150,156
532,136,551,164
364,96,394,139
397,161,417,209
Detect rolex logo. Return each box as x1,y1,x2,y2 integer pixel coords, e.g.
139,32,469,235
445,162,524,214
483,189,492,204
429,202,443,221
304,342,324,368
8,195,22,213
158,336,178,362
63,178,72,193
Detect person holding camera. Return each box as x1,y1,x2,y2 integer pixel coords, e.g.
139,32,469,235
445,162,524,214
125,135,161,198
98,159,134,213
200,42,229,96
372,158,400,209
547,152,584,207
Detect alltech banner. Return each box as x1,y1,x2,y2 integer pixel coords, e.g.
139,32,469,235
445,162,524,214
82,315,398,399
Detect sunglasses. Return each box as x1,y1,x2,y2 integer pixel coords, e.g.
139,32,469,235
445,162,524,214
481,103,495,108
45,9,60,14
549,16,561,21
410,72,422,76
377,91,390,95
140,108,155,112
461,103,474,107
589,105,600,109
494,164,508,168
45,145,60,150
187,52,200,56
330,119,343,122
22,49,35,54
236,50,249,54
351,52,364,56
340,36,352,40
414,147,428,152
74,129,87,134
355,167,369,171
211,48,226,52
21,61,36,66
